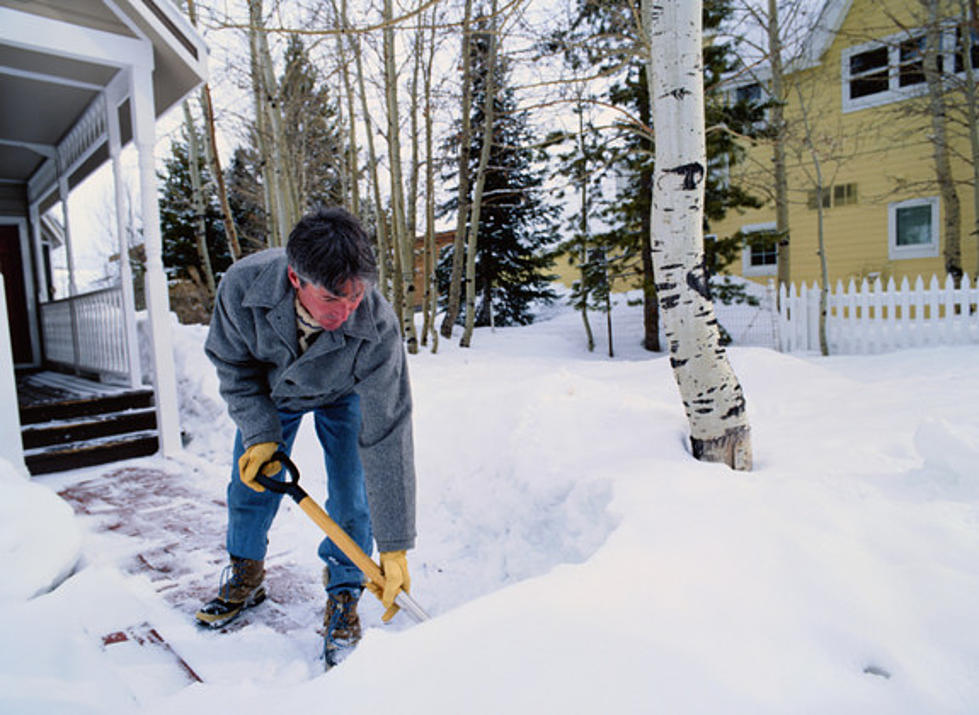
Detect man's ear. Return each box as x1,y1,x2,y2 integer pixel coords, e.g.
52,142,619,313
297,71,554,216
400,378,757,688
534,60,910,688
287,265,301,290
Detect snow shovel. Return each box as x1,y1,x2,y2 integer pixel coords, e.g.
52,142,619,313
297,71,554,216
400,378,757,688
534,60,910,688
256,451,430,623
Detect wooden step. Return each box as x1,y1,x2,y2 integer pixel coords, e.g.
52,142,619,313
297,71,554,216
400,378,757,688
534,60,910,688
21,408,158,449
19,390,155,425
25,432,160,475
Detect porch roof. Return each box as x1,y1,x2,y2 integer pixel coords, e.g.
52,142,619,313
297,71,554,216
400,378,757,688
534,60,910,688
0,0,207,201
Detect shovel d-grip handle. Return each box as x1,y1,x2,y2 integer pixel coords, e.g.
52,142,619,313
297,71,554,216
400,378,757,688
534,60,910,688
255,451,430,623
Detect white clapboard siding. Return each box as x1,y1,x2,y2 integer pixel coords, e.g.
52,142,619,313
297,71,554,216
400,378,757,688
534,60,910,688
777,274,979,354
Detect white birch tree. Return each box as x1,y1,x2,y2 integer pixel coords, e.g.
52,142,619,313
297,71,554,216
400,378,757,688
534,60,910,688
644,0,752,470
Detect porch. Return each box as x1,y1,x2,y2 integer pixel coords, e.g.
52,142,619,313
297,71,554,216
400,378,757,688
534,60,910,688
0,1,208,475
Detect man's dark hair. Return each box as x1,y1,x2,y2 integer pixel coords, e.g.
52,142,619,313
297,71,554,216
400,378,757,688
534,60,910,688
286,207,377,295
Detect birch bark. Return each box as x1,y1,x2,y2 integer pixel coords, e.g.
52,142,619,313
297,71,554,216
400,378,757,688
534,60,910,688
352,29,390,296
383,0,418,352
767,0,791,291
923,0,962,282
181,101,216,298
460,2,499,349
185,0,240,261
644,0,752,470
440,0,474,339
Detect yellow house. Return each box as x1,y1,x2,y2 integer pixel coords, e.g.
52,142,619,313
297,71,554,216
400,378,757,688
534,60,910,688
712,0,978,288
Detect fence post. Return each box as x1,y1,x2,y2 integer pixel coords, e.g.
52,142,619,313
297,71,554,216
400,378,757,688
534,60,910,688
912,276,925,347
943,274,956,344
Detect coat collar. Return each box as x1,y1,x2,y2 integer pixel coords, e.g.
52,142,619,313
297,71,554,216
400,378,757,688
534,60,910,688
240,250,381,347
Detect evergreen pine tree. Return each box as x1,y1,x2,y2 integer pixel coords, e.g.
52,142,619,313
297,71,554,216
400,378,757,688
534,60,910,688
225,144,268,255
279,34,346,212
158,130,232,280
439,22,559,327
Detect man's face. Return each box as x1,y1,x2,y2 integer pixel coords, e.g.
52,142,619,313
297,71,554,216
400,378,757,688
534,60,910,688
288,266,366,331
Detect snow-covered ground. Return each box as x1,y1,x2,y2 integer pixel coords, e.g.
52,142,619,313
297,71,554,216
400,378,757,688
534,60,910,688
3,296,978,714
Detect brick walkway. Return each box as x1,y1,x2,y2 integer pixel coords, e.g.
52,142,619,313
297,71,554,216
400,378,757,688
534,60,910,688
58,466,325,634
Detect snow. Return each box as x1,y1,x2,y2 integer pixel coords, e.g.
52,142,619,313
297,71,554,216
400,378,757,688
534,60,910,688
3,297,978,714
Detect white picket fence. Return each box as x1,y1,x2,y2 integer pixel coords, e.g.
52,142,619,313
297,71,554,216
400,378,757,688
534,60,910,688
777,274,979,354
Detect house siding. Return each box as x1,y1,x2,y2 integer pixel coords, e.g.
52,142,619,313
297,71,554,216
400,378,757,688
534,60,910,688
710,0,977,287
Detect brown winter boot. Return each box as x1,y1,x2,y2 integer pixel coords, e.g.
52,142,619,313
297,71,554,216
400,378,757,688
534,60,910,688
195,556,266,629
323,587,363,669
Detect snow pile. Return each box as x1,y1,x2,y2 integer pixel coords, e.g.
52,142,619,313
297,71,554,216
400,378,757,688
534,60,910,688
3,300,979,714
0,457,80,601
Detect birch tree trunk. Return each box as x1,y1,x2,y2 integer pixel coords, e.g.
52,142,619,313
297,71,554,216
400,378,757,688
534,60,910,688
644,0,752,470
181,101,217,298
421,9,439,352
249,0,300,246
440,0,474,339
352,29,390,297
335,0,360,214
957,0,979,277
794,84,830,356
576,104,595,353
767,0,791,292
923,0,962,282
185,0,240,262
383,0,418,352
460,2,499,349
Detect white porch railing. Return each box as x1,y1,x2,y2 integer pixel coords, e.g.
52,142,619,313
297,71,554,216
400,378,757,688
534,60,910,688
777,274,979,354
40,286,133,380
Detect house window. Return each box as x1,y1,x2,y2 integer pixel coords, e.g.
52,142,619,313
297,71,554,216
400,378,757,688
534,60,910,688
741,222,778,277
888,196,939,260
736,82,763,104
807,189,831,210
834,182,858,206
898,35,926,87
842,26,963,112
954,27,979,73
806,183,858,210
848,45,890,99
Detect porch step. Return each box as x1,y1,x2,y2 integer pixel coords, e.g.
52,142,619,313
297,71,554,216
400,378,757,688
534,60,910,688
19,389,155,426
17,376,160,475
25,431,160,475
21,408,158,449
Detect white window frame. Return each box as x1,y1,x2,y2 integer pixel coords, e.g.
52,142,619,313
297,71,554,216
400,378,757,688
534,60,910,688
841,26,960,113
888,196,940,260
741,221,778,277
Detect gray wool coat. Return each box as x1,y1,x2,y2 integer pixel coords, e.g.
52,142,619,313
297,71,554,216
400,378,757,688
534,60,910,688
204,248,415,552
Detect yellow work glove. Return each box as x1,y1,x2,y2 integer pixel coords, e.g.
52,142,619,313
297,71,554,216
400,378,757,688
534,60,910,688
365,550,410,623
237,442,281,492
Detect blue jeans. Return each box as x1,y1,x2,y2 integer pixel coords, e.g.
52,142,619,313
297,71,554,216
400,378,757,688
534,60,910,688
226,393,373,593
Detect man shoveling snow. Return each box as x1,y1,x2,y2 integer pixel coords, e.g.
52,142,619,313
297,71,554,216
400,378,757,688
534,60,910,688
195,207,417,668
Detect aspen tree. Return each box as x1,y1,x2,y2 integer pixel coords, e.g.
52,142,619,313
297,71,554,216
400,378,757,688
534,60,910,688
922,0,963,283
352,27,390,297
181,101,217,298
328,0,358,214
248,0,291,246
383,0,418,352
441,0,474,339
767,0,791,291
961,0,979,277
460,0,499,349
793,83,830,356
184,0,240,262
421,6,440,352
644,0,752,470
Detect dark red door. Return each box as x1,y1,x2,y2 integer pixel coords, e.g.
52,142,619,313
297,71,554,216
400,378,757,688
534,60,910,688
0,225,33,364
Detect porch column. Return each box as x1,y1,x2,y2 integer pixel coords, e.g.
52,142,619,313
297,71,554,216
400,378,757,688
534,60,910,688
0,275,29,477
105,85,143,390
130,64,182,457
57,168,80,372
28,204,49,302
